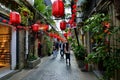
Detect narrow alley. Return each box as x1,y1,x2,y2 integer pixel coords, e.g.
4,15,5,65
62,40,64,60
8,51,98,80
0,0,120,80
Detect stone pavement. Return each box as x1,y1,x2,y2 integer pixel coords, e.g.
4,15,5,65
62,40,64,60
8,50,98,80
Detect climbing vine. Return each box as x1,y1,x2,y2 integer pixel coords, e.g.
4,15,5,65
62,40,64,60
84,13,120,80
18,6,33,25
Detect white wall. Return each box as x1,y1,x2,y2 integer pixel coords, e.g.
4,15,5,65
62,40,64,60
11,28,16,70
26,0,34,6
25,31,28,59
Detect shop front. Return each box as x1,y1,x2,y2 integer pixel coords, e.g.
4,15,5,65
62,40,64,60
0,23,11,69
0,22,17,78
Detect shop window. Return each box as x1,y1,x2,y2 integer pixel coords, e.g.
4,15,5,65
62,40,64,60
0,25,11,64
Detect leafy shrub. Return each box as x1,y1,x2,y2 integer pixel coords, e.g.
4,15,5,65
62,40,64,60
28,55,37,61
73,44,86,60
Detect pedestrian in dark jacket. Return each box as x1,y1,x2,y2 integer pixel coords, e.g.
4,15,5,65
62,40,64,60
38,41,42,57
52,40,59,58
60,42,65,58
64,42,70,65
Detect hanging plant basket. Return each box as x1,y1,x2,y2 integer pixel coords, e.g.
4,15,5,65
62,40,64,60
23,11,29,16
18,6,33,25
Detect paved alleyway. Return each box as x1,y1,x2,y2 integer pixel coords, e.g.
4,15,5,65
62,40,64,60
8,51,98,80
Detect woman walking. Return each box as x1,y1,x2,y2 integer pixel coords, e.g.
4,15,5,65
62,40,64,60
64,42,71,65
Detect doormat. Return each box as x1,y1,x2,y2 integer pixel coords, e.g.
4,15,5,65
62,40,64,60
0,66,5,68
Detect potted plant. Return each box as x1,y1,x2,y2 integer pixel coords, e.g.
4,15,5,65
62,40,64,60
27,52,40,69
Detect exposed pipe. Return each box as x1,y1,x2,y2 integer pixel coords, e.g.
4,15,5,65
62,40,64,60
16,28,19,69
71,0,80,46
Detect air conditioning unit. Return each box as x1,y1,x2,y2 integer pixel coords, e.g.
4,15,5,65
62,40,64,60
26,0,34,6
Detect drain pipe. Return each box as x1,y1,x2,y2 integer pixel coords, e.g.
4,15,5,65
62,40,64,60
16,28,19,69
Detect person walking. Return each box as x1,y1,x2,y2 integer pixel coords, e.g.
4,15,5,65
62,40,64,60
64,42,71,65
38,41,42,57
52,41,56,58
52,39,59,58
60,42,65,58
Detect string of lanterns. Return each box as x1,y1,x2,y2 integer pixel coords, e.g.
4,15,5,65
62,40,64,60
8,11,67,41
8,11,49,32
52,0,78,31
48,32,66,42
0,2,73,42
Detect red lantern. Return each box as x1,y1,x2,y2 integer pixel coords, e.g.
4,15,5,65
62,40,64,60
57,36,60,41
63,33,68,38
72,9,76,13
68,19,74,26
54,34,58,38
17,26,22,29
60,21,66,30
44,24,49,31
10,12,21,24
75,0,78,2
71,22,76,28
49,33,54,38
32,24,39,32
2,19,7,23
72,4,77,9
52,0,64,18
72,14,76,19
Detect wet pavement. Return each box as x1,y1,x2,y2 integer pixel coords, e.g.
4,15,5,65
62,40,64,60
8,50,98,80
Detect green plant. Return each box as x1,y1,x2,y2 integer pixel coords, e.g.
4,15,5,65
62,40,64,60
71,38,86,60
34,0,46,13
44,36,53,56
74,45,86,60
85,52,98,63
18,6,33,25
83,13,109,32
84,13,120,79
28,54,37,61
34,0,55,25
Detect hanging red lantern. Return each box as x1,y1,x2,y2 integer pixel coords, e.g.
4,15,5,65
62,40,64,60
8,21,12,25
49,33,54,38
17,26,22,29
72,9,77,13
72,14,76,19
72,4,77,9
68,19,74,26
60,21,66,30
32,24,39,32
63,33,68,38
68,19,73,24
75,0,78,2
54,34,58,38
52,0,64,18
57,36,60,41
2,19,7,23
10,12,21,24
72,22,77,28
44,24,49,31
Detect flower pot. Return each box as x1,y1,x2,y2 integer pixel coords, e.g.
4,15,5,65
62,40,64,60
27,58,41,69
